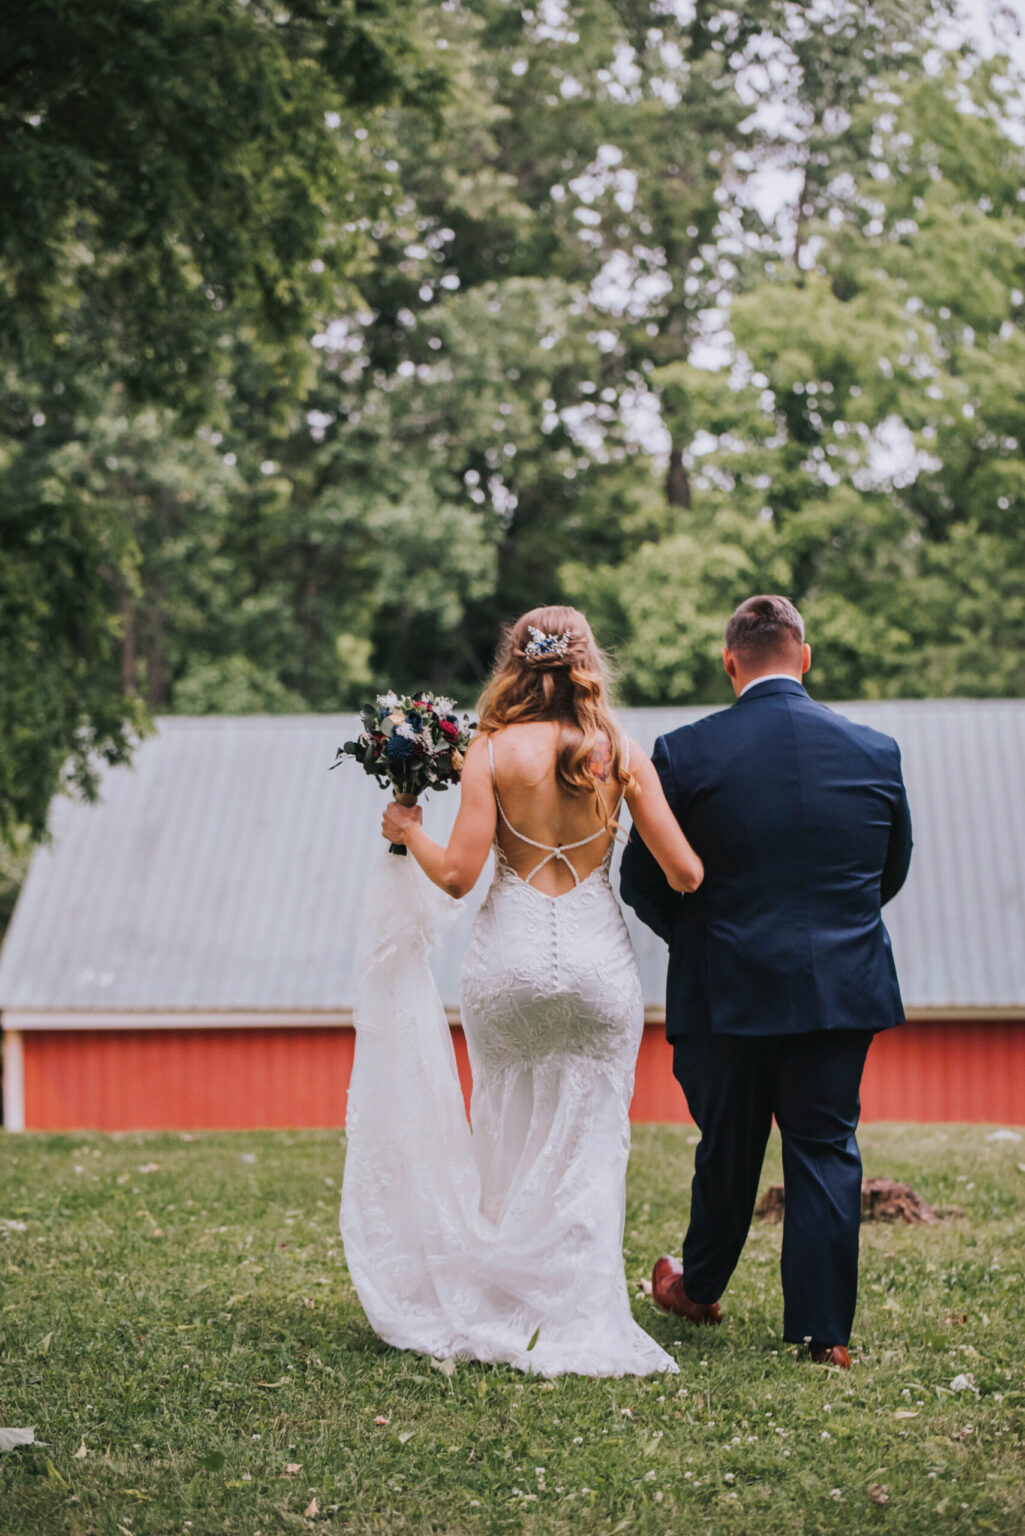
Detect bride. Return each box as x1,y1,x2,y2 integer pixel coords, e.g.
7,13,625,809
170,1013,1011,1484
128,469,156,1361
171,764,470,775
340,606,703,1377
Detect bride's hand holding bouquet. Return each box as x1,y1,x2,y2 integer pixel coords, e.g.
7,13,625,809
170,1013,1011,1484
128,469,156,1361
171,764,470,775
332,691,476,855
381,798,421,848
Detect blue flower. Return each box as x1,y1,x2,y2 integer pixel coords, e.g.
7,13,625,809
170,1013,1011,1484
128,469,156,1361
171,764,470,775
405,709,422,731
379,706,392,722
385,734,415,760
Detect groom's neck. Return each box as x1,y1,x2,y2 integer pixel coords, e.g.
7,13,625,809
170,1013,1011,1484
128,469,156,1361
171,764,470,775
723,639,811,699
725,662,806,699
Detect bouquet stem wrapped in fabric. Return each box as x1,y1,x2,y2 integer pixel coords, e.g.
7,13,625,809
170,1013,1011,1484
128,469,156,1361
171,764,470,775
332,692,477,854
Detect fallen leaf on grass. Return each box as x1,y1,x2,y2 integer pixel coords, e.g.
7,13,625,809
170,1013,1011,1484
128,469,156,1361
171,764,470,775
0,1428,35,1452
304,1497,319,1517
951,1425,974,1441
0,1220,27,1232
73,1441,88,1460
868,1484,889,1505
430,1356,457,1377
373,1417,390,1427
894,1410,918,1419
635,1279,653,1297
284,1462,303,1474
397,1431,414,1444
943,1312,968,1325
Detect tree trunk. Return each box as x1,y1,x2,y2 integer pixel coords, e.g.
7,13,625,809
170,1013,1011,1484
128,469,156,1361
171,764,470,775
121,601,137,696
666,442,691,509
145,636,166,709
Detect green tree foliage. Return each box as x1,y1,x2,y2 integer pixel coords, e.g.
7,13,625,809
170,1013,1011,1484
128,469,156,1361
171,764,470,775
568,36,1025,701
2,0,442,405
3,0,1024,845
0,0,446,837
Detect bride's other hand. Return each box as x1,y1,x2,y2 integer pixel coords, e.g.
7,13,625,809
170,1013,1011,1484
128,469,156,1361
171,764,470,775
382,802,422,844
625,741,704,893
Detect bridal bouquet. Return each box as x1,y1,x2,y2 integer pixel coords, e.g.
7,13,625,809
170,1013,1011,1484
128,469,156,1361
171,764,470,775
332,691,476,853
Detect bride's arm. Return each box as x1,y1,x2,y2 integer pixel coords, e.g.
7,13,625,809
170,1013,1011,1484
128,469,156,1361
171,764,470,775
624,741,704,894
380,736,497,898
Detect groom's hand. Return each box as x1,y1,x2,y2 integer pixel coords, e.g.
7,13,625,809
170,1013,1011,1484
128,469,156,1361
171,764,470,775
382,803,422,844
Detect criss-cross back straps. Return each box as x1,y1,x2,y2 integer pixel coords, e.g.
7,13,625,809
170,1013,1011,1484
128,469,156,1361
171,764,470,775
487,735,629,888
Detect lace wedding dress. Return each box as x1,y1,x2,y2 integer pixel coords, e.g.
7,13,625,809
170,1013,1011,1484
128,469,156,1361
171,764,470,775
340,744,676,1378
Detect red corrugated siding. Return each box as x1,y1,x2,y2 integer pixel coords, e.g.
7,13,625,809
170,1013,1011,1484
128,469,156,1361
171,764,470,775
15,1019,1025,1131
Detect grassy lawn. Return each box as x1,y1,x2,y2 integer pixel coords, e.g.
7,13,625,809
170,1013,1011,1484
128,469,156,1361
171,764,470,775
1,1124,1023,1536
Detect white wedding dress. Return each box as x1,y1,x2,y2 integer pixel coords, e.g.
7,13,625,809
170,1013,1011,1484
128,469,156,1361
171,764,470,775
340,741,677,1377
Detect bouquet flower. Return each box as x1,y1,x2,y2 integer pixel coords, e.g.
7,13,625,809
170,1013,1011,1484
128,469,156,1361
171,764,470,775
332,691,477,854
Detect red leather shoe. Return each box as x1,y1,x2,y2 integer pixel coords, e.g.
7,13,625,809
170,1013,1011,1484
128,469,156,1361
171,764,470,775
809,1343,851,1369
651,1256,723,1325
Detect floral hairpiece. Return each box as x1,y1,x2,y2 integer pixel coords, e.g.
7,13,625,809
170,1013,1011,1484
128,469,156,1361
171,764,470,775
523,625,573,662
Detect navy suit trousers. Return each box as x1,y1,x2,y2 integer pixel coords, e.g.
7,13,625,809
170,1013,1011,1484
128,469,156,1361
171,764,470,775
672,1029,873,1345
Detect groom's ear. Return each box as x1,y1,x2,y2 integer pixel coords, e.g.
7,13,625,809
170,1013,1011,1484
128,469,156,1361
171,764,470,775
801,642,812,676
722,648,737,679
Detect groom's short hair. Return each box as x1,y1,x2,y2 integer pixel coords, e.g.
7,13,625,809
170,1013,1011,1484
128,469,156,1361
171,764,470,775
724,595,805,660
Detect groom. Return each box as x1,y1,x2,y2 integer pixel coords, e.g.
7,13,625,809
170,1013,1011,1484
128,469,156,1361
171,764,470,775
621,595,912,1368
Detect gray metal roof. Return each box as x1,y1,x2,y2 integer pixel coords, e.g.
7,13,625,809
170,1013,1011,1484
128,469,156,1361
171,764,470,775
1,701,1023,1015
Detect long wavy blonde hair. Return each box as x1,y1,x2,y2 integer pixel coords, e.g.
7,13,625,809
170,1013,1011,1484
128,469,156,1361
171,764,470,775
476,606,632,831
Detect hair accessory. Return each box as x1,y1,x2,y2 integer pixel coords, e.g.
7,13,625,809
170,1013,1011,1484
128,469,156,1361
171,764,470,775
523,625,573,662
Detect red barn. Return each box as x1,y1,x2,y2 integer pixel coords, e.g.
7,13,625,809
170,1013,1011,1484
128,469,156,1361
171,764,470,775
1,704,1023,1131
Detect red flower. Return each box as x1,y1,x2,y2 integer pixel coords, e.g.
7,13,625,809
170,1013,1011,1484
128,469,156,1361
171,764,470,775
439,719,460,742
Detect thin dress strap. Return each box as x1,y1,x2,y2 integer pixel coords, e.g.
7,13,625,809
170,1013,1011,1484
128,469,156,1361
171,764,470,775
488,734,606,888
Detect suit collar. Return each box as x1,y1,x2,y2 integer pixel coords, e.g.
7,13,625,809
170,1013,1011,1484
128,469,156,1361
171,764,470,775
735,676,809,705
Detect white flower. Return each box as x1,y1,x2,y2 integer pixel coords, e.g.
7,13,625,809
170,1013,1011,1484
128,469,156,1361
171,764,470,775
434,696,456,716
377,690,400,709
396,723,417,740
950,1373,977,1393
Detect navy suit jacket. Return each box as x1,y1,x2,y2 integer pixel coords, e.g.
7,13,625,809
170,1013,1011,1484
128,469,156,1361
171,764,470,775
620,679,913,1039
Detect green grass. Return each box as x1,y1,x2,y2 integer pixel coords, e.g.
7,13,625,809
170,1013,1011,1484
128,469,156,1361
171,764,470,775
1,1124,1023,1536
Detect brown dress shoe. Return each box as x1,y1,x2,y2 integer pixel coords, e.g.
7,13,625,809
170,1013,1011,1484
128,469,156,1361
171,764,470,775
651,1256,723,1325
809,1343,851,1369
